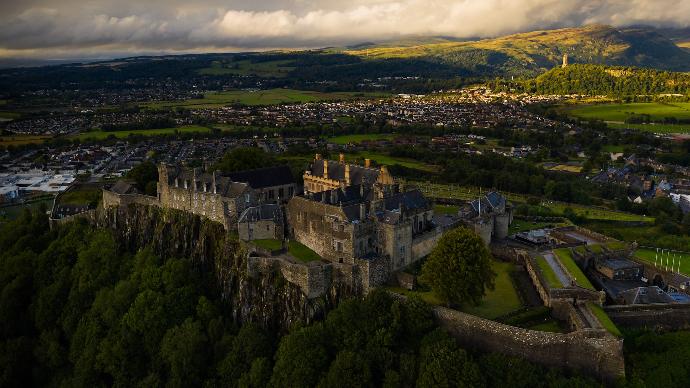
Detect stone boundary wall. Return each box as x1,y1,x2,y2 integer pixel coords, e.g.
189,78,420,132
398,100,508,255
525,256,550,305
524,254,604,307
102,190,161,209
247,256,332,299
411,227,443,259
49,209,97,228
433,306,625,384
605,303,690,331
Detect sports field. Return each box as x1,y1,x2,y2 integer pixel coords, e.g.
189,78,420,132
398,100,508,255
634,248,690,276
72,125,213,140
142,89,385,110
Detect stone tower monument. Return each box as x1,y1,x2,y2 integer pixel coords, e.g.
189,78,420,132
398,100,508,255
562,53,569,68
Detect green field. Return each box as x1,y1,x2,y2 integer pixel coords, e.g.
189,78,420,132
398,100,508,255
142,89,384,110
606,122,690,134
634,248,690,276
253,239,283,251
509,219,565,234
0,135,52,146
198,59,295,77
72,125,213,140
328,134,397,145
565,102,690,134
410,182,652,223
0,111,20,119
350,152,437,172
288,241,321,263
0,198,54,222
552,248,595,290
59,187,101,206
433,204,459,216
461,261,523,319
589,303,621,337
535,256,564,288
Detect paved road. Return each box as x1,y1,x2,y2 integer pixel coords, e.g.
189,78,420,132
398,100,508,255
543,252,570,286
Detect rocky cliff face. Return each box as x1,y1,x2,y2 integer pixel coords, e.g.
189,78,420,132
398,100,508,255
94,204,341,332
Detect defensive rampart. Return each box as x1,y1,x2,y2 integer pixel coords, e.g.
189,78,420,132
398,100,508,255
604,303,690,331
433,306,625,384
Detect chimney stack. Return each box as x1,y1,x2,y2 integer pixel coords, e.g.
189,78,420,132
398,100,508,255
339,153,345,164
315,153,322,160
360,203,366,220
323,160,329,179
365,158,371,168
345,164,351,185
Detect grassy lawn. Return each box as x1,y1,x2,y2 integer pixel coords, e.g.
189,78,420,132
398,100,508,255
527,320,565,333
142,89,386,110
408,182,527,202
602,144,626,153
349,152,437,172
543,201,653,223
544,164,583,173
288,240,321,263
0,111,21,119
0,198,54,222
433,204,459,215
509,219,564,234
0,135,52,146
552,248,595,290
253,239,283,251
565,102,690,134
634,248,690,276
461,261,523,319
535,256,564,288
59,188,101,206
71,125,213,140
589,303,621,337
566,102,690,122
328,133,397,145
606,122,690,134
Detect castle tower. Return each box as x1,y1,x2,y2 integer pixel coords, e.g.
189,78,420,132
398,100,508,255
562,53,568,68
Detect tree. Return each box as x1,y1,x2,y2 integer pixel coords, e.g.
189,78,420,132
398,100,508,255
213,147,278,173
160,318,208,388
126,161,158,195
269,324,330,388
419,227,495,306
321,351,372,388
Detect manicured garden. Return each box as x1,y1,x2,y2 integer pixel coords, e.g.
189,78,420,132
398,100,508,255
460,261,523,319
535,256,564,288
288,240,321,263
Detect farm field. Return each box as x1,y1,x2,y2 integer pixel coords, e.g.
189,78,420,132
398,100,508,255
71,125,213,140
606,122,690,134
142,89,385,110
0,135,52,146
565,102,690,122
564,102,690,134
328,133,397,145
634,248,690,276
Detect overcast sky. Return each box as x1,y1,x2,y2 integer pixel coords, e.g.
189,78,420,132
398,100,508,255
1,0,690,60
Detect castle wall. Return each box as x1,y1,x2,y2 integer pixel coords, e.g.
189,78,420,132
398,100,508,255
472,219,494,245
494,213,510,239
247,256,332,299
604,303,690,331
411,227,443,260
433,306,625,384
287,197,357,264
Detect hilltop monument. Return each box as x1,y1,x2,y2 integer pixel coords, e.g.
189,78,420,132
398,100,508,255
562,53,569,68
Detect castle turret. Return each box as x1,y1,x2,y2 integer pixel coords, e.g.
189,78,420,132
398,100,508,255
345,164,351,186
323,160,329,179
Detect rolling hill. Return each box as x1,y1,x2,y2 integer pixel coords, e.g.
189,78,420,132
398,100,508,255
341,25,690,77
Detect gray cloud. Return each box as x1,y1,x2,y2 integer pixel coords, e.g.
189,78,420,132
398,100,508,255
1,0,690,59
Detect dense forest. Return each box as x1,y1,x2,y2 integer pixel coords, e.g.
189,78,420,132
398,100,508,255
2,208,690,387
491,64,690,98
